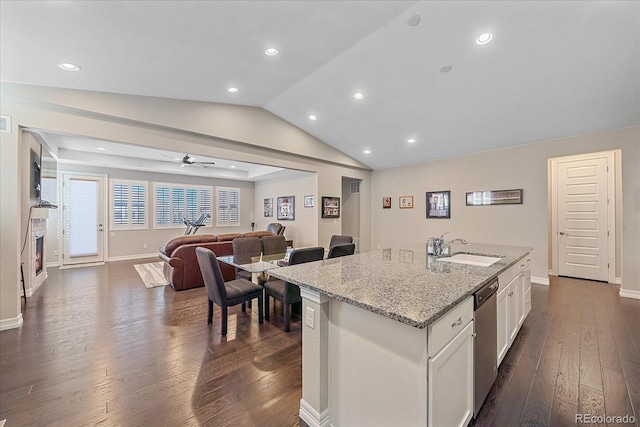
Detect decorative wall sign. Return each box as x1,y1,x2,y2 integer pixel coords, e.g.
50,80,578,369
383,197,391,209
399,249,414,263
304,195,314,208
466,189,523,206
321,196,340,218
277,196,295,220
264,198,273,217
426,191,450,218
399,195,414,209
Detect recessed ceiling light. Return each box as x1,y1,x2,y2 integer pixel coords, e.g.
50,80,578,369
59,63,81,72
265,48,279,56
96,147,106,151
230,165,236,169
407,14,421,27
407,138,416,144
363,149,371,154
440,65,452,73
227,87,239,93
353,92,364,100
308,115,317,121
476,32,493,45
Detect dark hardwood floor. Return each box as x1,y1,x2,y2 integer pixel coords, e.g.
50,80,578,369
1,261,638,426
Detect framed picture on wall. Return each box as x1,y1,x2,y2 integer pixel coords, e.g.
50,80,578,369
264,198,273,217
426,190,450,218
321,196,340,218
382,197,391,209
277,196,295,220
399,195,414,209
304,195,314,207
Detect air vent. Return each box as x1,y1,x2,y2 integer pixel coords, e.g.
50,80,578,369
350,181,360,194
0,115,11,133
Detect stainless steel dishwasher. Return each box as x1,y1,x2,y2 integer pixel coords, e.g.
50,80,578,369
473,278,499,417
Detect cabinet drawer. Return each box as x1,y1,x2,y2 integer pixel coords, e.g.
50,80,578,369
428,296,473,356
498,263,520,290
517,254,532,272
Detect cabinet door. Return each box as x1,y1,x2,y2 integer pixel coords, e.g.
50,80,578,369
518,268,531,327
428,321,474,427
509,279,521,343
497,285,509,366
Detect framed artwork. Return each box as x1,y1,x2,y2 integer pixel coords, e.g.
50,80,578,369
399,249,414,263
277,196,295,220
426,190,450,218
304,195,314,208
321,196,340,218
382,197,391,209
263,198,273,217
399,195,414,209
466,189,523,206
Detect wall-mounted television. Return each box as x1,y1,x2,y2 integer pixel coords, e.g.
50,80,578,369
31,142,58,208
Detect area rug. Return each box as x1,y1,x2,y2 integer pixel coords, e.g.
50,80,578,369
134,261,169,288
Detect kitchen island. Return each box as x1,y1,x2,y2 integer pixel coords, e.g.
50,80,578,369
269,242,532,427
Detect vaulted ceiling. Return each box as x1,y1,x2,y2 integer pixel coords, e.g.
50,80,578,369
1,1,638,176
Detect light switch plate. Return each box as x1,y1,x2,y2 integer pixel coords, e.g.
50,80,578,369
305,307,315,329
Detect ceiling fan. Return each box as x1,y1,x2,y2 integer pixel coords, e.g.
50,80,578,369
163,153,216,168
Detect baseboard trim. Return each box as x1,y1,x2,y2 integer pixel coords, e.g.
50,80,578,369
108,253,159,262
615,277,622,285
0,313,23,331
299,399,330,427
620,289,640,300
532,276,550,286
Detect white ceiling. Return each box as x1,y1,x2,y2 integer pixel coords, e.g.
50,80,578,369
1,1,639,174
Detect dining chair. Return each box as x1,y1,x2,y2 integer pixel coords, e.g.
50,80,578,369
327,243,356,259
264,246,325,332
329,234,353,248
231,237,262,282
266,223,286,236
195,247,264,336
261,235,288,255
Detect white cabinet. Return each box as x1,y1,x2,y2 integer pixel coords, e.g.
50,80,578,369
428,297,474,427
497,253,532,366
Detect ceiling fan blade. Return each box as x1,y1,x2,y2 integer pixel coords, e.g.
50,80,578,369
196,161,216,165
162,154,179,160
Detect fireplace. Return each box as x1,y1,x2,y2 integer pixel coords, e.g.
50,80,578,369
35,234,44,276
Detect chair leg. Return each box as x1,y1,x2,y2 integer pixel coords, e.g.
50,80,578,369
258,295,264,325
207,299,214,325
283,303,291,333
221,306,228,336
265,295,270,320
241,302,246,313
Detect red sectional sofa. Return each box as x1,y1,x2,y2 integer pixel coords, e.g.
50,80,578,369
159,231,274,291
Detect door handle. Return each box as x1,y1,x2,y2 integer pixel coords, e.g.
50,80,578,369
559,231,569,236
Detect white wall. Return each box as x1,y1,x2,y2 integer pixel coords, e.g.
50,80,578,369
371,126,639,293
254,172,318,248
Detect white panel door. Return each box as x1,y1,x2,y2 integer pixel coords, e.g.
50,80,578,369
62,174,105,265
557,156,609,281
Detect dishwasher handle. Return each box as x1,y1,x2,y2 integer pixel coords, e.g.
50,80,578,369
474,279,498,310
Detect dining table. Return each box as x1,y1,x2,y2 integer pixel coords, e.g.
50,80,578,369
217,250,291,285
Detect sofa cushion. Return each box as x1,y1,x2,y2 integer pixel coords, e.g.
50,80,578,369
162,234,218,257
243,231,275,238
217,233,245,242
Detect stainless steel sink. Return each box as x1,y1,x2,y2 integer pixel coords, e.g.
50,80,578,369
438,253,501,267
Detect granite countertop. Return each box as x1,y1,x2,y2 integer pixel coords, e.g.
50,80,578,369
267,242,532,329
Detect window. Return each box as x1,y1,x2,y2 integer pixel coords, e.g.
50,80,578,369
217,187,240,227
110,179,148,230
154,182,212,228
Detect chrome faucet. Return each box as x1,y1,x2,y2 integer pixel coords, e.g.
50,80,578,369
443,238,467,256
